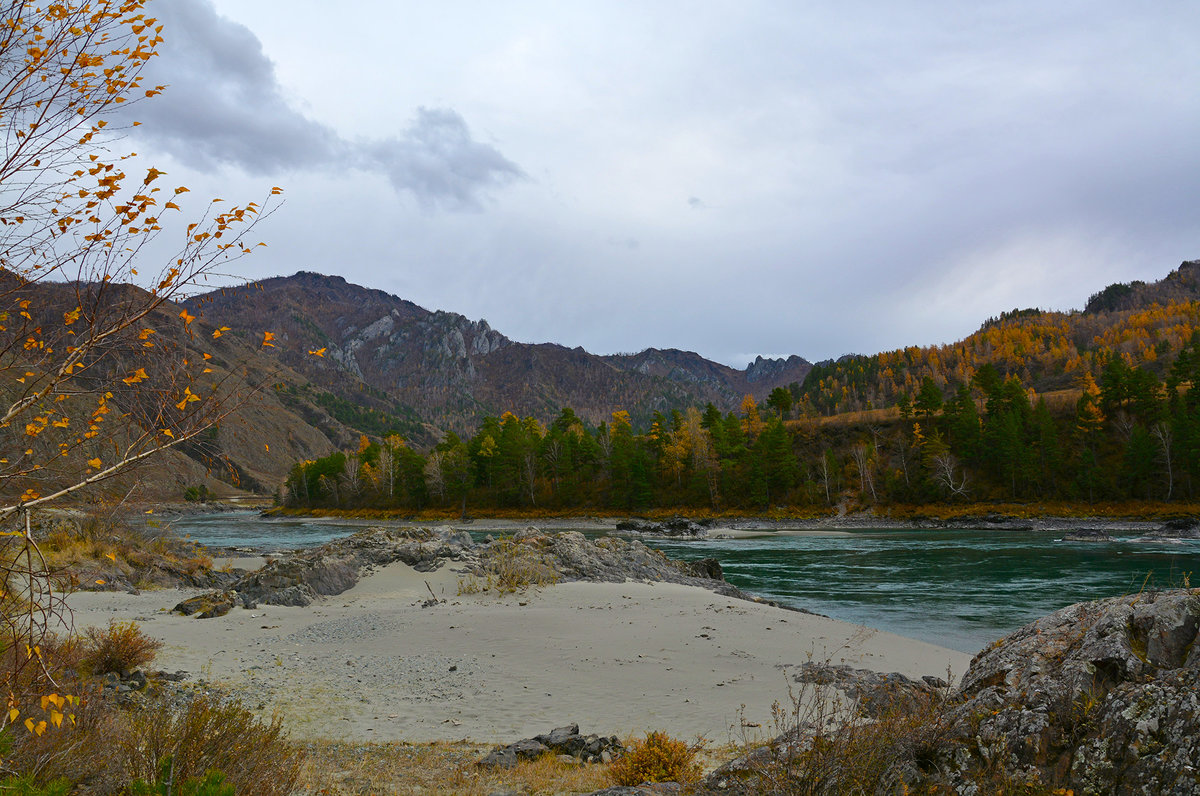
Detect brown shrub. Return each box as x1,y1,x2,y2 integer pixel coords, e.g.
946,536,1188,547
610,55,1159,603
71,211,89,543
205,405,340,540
79,620,163,676
3,684,130,794
119,695,303,796
608,731,703,786
6,692,303,795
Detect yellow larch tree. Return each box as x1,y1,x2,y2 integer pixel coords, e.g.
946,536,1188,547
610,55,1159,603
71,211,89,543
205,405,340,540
0,0,286,738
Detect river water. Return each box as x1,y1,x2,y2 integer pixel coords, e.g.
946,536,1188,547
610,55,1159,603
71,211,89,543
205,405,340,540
170,512,1200,654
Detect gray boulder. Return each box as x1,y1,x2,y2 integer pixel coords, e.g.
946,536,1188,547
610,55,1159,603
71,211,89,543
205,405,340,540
940,589,1200,793
480,724,625,769
1142,518,1200,541
793,662,940,718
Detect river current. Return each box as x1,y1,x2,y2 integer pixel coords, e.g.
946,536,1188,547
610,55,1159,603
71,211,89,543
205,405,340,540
171,511,1200,654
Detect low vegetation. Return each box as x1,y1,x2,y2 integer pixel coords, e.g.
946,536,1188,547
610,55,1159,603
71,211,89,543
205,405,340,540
296,739,611,795
31,511,213,592
457,534,561,595
80,620,165,677
720,674,1093,795
607,730,703,787
0,618,302,794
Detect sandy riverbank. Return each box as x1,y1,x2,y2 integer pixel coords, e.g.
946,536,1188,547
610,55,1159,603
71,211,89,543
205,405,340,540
67,559,971,746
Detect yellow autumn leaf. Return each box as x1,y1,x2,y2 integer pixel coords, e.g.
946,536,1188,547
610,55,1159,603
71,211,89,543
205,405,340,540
212,326,229,338
88,458,101,469
9,707,18,722
308,347,326,357
105,553,116,563
261,331,276,348
161,429,174,438
122,367,147,384
94,579,106,585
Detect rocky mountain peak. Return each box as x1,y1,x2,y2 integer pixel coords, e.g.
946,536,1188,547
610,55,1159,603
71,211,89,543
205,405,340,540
745,354,809,383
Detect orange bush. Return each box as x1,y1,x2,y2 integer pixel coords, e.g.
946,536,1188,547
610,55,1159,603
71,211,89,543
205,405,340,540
608,731,702,786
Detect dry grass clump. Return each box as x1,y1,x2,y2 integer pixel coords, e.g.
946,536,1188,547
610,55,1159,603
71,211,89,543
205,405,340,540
608,731,703,787
120,696,302,796
36,512,213,589
458,535,560,595
745,690,951,794
79,619,164,676
728,677,1074,796
297,739,611,795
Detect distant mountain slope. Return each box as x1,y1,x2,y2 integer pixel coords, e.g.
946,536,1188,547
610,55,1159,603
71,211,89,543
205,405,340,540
0,274,370,502
1085,259,1200,313
188,272,813,432
796,259,1200,415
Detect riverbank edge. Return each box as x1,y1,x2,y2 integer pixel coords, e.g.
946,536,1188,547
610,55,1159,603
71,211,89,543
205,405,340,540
256,501,1200,532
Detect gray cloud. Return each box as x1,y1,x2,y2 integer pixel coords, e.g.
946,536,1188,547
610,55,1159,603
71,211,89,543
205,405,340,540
363,109,527,211
139,1,1200,368
129,1,522,210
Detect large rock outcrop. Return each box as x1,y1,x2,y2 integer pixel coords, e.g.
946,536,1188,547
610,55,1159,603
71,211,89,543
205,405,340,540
665,588,1200,796
179,526,739,612
940,588,1200,794
225,527,475,607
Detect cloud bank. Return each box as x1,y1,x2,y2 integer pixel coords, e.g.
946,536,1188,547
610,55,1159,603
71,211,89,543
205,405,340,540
128,1,523,210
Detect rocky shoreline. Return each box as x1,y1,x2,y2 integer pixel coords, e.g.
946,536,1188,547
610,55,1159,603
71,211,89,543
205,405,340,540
172,525,787,618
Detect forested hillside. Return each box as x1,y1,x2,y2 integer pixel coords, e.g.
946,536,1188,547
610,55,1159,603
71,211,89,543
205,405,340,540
282,261,1200,513
796,260,1200,416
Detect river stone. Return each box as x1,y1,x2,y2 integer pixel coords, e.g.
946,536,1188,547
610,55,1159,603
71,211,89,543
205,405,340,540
482,724,625,769
683,557,723,581
1063,528,1112,542
172,590,236,618
1142,518,1200,540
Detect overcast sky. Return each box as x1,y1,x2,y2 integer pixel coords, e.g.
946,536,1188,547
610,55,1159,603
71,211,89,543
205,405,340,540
126,1,1200,368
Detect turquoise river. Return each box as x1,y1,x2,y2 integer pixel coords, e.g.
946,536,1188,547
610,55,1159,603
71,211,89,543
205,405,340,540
171,512,1200,654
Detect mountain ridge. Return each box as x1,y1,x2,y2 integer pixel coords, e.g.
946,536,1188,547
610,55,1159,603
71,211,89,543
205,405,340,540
187,272,813,433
